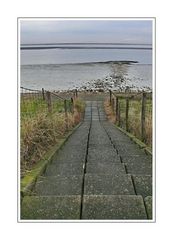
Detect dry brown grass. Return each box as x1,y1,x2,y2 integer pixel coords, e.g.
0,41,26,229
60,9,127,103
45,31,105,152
104,97,152,148
20,99,85,177
104,99,116,123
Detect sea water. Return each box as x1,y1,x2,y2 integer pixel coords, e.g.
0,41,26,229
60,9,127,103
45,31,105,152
20,44,152,91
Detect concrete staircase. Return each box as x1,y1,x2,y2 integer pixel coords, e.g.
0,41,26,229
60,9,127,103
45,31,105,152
21,101,152,220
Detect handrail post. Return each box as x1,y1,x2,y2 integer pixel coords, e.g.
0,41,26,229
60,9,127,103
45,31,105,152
141,92,146,142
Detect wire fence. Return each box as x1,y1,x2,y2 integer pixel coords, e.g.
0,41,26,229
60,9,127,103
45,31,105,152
20,87,77,129
109,90,152,146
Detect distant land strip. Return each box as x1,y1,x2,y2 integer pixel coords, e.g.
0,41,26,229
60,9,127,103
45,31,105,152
21,46,152,50
21,42,152,46
21,60,139,66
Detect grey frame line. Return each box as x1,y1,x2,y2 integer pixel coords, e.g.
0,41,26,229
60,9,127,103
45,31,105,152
17,17,156,223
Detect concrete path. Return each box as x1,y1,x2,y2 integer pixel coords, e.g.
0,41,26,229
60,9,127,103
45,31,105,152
21,101,152,220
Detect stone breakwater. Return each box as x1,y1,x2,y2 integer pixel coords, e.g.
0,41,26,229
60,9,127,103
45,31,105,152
77,76,151,93
75,61,152,93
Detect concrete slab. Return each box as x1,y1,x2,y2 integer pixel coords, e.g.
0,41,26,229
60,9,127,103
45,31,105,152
84,174,135,195
87,148,120,162
86,163,125,174
117,148,146,156
53,147,86,163
119,151,147,159
34,175,83,195
45,163,84,176
132,175,152,198
89,138,111,145
144,196,152,219
21,195,81,220
121,156,152,164
82,195,147,219
125,162,152,175
88,147,117,157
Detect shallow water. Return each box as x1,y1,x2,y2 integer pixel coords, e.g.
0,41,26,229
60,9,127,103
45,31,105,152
20,44,152,91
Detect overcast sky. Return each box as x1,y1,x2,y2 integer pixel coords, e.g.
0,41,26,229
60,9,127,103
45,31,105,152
20,19,152,44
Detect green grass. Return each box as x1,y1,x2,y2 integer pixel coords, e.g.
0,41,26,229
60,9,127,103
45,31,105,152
21,97,72,118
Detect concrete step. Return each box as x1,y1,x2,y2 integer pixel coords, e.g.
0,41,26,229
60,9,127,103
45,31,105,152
117,148,146,156
45,163,85,176
21,195,81,220
132,175,152,198
87,148,120,163
88,146,118,157
82,195,147,219
52,146,86,164
86,162,126,174
34,175,83,196
144,196,152,219
84,174,135,195
125,162,152,175
121,155,152,164
120,153,150,159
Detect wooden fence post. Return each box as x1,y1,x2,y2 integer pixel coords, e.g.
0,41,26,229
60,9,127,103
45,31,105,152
64,99,68,130
141,92,146,141
109,90,112,105
75,89,78,98
42,88,45,100
115,96,119,124
126,97,129,131
112,98,115,111
118,101,121,126
46,91,52,113
71,97,74,114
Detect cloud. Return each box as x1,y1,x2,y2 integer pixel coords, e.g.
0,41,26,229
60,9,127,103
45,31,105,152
20,19,152,44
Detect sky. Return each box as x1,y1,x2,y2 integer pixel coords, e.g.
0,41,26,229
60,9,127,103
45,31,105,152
20,19,152,44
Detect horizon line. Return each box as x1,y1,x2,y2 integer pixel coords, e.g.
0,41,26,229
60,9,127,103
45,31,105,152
21,42,152,46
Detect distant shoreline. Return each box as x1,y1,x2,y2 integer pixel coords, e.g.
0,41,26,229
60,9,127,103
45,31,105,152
21,46,152,50
21,60,139,66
